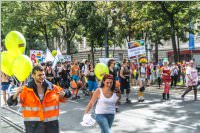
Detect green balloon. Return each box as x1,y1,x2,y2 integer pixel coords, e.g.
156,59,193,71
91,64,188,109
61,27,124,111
5,31,26,56
12,55,33,81
52,50,57,57
1,51,17,76
94,63,109,81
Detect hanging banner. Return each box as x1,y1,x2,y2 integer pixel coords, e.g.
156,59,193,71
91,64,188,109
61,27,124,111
189,33,195,50
30,50,45,64
127,40,146,58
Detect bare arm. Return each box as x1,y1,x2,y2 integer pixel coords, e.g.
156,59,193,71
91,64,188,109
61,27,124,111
120,67,125,79
85,88,100,114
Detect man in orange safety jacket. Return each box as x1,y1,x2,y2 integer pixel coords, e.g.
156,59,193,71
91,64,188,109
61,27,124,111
7,65,71,133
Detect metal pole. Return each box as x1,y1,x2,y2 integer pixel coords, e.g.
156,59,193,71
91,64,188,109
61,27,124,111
105,25,109,58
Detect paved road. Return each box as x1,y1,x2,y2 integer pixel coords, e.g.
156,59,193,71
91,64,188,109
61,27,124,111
1,86,200,133
59,87,200,133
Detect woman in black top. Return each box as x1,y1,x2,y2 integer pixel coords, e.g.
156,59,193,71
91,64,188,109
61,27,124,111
87,64,98,99
60,62,71,89
45,62,55,83
120,59,131,103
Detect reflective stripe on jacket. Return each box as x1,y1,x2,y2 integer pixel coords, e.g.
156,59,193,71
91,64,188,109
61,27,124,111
20,82,65,122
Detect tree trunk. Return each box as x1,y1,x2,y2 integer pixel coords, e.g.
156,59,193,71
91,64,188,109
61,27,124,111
170,18,178,63
66,40,70,55
91,40,95,66
159,2,178,63
104,27,109,58
43,24,49,49
113,43,116,58
155,40,159,64
177,35,180,62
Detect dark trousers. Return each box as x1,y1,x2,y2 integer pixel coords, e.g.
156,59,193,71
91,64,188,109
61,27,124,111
24,120,59,133
157,77,162,88
171,75,178,87
181,86,197,100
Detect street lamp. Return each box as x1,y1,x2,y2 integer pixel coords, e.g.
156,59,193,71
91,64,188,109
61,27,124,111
104,8,119,58
147,43,153,62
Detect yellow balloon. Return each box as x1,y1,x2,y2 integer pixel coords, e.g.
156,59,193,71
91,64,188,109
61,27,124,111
52,50,57,57
94,63,109,81
12,55,33,81
1,51,17,76
5,31,26,56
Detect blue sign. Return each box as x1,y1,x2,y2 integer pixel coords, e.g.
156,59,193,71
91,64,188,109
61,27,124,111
189,33,195,50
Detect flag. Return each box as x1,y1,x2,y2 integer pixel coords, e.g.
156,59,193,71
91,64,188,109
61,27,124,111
44,48,54,62
189,33,195,50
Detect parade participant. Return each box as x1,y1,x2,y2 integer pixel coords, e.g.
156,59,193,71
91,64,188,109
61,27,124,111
156,65,162,89
0,72,10,105
87,64,98,99
71,59,82,100
60,61,71,90
146,62,152,86
161,60,171,100
81,60,90,96
45,62,56,83
54,62,62,86
130,60,138,86
138,57,147,102
181,60,198,101
181,61,186,85
84,74,119,133
41,62,47,71
170,62,179,89
120,59,131,103
7,65,71,133
108,59,121,112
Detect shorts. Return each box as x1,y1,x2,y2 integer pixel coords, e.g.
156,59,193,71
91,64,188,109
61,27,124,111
147,75,151,80
1,82,10,91
120,78,130,94
61,79,70,88
72,75,79,82
88,80,98,92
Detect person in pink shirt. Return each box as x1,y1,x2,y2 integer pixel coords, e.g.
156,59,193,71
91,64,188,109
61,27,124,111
181,60,198,101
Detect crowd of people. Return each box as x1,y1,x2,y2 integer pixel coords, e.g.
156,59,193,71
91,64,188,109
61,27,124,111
1,57,199,133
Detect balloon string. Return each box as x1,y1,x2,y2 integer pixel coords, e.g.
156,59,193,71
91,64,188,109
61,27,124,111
13,76,21,87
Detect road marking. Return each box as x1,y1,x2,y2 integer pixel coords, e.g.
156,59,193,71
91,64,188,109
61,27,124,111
122,111,197,130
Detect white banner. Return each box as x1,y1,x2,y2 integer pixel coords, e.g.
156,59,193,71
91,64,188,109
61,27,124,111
62,55,71,61
128,46,146,58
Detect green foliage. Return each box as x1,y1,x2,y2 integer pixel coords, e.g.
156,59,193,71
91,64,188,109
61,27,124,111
2,1,200,59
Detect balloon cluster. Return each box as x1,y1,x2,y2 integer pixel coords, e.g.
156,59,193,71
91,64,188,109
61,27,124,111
1,31,33,81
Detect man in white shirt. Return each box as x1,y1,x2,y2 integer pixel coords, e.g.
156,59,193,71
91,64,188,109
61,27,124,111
181,60,198,101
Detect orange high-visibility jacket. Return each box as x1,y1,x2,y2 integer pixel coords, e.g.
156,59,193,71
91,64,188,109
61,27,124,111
20,80,66,122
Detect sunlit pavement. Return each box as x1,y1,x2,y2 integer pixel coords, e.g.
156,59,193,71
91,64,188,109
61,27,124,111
59,86,200,133
1,86,200,133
